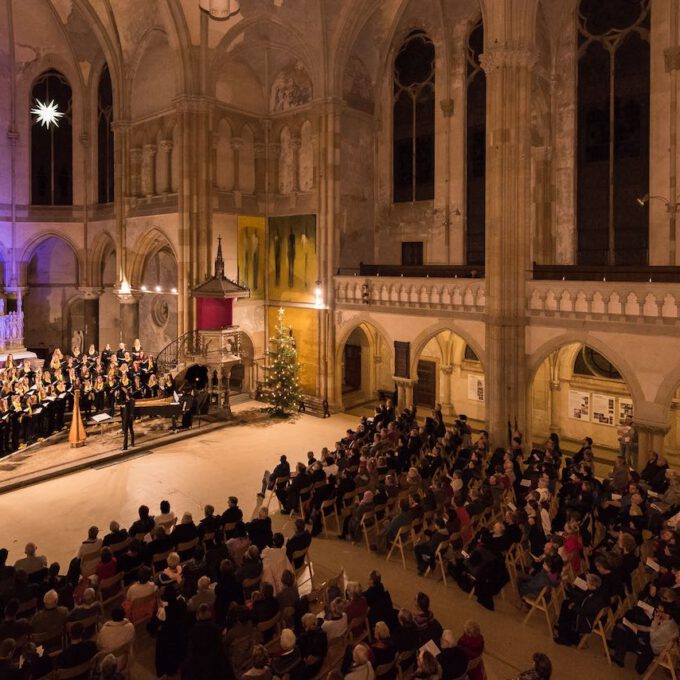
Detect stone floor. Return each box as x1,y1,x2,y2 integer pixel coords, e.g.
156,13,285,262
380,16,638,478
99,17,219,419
0,410,645,680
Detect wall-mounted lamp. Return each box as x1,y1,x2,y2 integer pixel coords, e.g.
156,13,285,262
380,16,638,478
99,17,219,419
314,281,324,309
637,193,680,212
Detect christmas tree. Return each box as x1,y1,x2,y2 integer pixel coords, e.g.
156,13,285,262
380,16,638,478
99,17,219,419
264,308,301,416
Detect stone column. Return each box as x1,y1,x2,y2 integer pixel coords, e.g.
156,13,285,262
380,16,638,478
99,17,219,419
231,137,243,192
158,140,173,194
291,136,302,192
394,377,416,411
117,293,140,344
254,142,267,194
635,423,670,472
78,287,103,349
142,144,157,197
479,0,538,445
211,132,220,188
129,147,143,197
440,364,454,414
268,142,281,195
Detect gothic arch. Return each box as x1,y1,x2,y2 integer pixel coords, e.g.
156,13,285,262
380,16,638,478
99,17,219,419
409,322,486,379
20,232,82,285
88,231,117,288
128,228,177,287
527,332,645,409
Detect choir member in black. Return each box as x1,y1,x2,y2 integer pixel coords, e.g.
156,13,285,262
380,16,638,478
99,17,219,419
162,374,175,398
180,389,195,429
94,375,106,413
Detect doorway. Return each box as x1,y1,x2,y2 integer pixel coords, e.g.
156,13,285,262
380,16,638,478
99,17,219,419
414,360,436,408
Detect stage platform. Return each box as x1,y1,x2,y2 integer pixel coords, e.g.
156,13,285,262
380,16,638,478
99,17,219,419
0,399,267,494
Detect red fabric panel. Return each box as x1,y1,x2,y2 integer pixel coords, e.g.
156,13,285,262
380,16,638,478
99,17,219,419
196,297,233,330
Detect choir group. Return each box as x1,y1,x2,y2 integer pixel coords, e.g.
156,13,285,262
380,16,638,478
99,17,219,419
0,340,172,457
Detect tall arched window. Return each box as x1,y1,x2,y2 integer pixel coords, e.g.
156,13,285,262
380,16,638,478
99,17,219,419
31,70,73,205
577,0,650,265
98,63,114,204
393,30,435,203
466,20,486,265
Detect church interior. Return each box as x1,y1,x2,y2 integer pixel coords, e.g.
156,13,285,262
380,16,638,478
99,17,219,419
2,0,680,678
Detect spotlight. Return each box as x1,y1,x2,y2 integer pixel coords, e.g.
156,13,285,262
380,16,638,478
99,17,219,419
155,285,162,293
171,287,178,294
141,285,148,292
637,194,649,207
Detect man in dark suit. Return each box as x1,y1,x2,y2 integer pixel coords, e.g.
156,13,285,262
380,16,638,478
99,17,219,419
121,390,135,450
437,630,469,680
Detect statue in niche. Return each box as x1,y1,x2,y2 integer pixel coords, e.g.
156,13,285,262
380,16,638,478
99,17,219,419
71,329,84,355
273,226,282,287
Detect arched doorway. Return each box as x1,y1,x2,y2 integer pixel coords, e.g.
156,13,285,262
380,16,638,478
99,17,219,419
412,330,486,428
139,245,178,354
530,343,634,462
339,323,392,410
23,236,80,354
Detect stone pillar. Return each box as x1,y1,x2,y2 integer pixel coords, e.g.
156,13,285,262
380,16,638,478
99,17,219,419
479,0,538,446
440,364,454,414
394,377,416,411
291,136,302,192
118,293,140,344
635,423,670,472
254,142,266,194
211,132,220,188
142,144,157,197
78,287,103,349
129,147,143,197
268,142,281,195
158,140,173,194
231,137,243,191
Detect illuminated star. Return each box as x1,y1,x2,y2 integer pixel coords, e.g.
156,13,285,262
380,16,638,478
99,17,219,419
30,99,64,129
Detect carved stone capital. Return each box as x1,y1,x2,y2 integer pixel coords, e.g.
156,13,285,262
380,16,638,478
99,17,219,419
254,142,266,159
77,286,103,300
159,139,173,153
130,147,143,163
231,137,244,151
268,142,281,158
143,144,157,158
480,45,537,73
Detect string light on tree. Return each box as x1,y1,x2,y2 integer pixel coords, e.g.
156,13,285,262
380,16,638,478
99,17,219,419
30,99,64,128
263,307,301,417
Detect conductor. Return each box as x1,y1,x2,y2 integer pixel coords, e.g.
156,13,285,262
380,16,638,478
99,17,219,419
121,389,136,450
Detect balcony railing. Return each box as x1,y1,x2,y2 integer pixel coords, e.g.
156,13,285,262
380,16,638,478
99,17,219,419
338,264,485,278
533,263,680,282
335,276,486,313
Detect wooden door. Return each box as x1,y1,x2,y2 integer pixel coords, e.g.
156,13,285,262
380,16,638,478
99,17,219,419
344,344,362,390
414,360,436,408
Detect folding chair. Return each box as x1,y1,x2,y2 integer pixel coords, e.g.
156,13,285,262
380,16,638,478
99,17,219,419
642,638,679,680
423,540,450,586
386,525,410,570
128,592,158,626
107,538,131,556
522,586,554,636
320,498,340,536
297,485,314,519
66,614,100,643
151,550,171,576
361,511,378,552
31,629,65,657
99,572,125,607
292,547,314,587
345,613,371,645
577,607,613,664
266,475,290,511
176,538,199,563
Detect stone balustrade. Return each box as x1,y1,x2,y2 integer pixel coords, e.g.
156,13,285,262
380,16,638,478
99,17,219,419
334,275,680,325
527,280,680,323
334,276,486,314
0,311,24,350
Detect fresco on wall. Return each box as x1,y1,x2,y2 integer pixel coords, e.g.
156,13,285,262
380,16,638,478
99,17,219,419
267,214,316,302
238,215,265,299
267,304,317,393
271,60,313,112
343,55,374,114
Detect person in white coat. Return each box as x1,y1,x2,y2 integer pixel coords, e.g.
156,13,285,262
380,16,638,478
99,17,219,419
261,532,293,594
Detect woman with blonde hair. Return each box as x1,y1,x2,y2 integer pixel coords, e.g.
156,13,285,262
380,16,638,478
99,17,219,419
160,552,183,586
457,620,486,680
321,596,348,641
370,621,397,680
299,612,328,678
